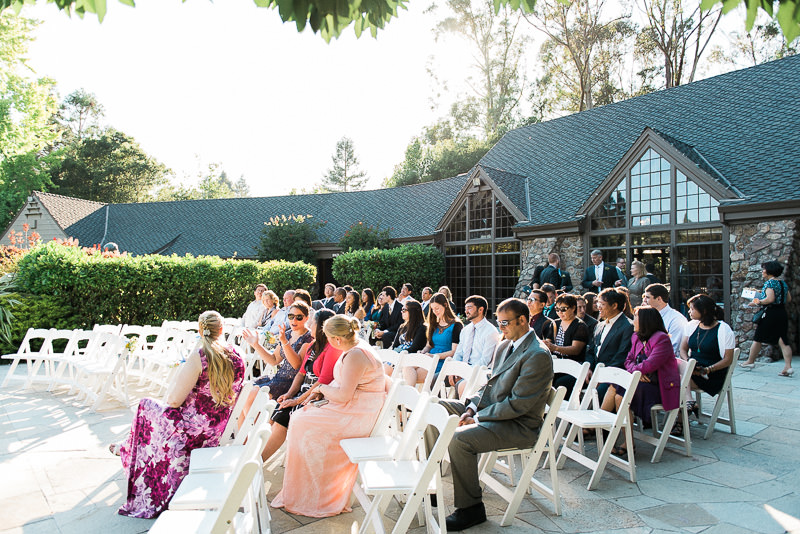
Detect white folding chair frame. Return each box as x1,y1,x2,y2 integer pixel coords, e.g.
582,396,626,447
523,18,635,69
694,347,739,440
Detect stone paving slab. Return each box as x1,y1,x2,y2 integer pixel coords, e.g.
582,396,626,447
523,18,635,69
2,360,800,534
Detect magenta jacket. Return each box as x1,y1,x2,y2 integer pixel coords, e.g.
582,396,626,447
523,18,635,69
625,331,680,411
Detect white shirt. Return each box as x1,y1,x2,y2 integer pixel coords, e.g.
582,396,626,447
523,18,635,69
453,317,500,367
599,311,623,348
269,306,290,335
595,262,605,282
659,305,688,356
421,298,431,309
242,300,266,329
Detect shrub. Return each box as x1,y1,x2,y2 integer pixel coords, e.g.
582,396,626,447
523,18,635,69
0,292,79,355
0,245,26,275
339,222,393,252
256,214,326,265
15,241,316,326
332,244,444,292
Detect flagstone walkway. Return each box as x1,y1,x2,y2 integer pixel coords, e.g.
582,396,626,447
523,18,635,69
1,359,799,534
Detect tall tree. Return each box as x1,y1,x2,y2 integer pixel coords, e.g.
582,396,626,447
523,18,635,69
322,136,368,192
0,13,60,227
528,0,636,113
50,129,168,203
635,0,723,88
59,88,104,142
434,0,529,140
711,15,797,66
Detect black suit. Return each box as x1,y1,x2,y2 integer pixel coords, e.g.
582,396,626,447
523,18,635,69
323,297,336,309
332,300,346,314
379,300,403,342
585,314,633,371
581,263,620,293
540,265,574,292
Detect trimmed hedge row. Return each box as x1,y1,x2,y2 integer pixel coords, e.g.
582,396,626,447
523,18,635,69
15,242,316,326
0,293,80,355
331,244,444,292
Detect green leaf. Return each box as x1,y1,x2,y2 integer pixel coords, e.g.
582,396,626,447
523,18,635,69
94,0,106,21
777,0,800,41
277,0,293,21
294,0,309,30
699,0,720,11
253,0,270,6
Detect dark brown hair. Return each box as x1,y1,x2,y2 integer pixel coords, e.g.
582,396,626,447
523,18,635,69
634,306,667,341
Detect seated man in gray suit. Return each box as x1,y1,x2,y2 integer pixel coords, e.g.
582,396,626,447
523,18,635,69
427,298,554,531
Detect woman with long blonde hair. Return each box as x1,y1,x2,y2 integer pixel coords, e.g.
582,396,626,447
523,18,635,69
113,310,245,518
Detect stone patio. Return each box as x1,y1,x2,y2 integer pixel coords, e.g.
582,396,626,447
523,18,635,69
1,359,799,534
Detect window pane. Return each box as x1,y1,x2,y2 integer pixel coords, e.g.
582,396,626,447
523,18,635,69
590,180,627,230
446,204,467,242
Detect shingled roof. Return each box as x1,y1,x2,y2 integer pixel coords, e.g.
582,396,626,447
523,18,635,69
34,191,106,230
479,55,800,227
65,176,466,257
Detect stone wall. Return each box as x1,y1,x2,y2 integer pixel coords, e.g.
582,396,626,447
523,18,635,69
514,234,583,296
729,219,799,360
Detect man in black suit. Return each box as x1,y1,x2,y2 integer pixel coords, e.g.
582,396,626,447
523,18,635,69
539,253,574,292
331,287,347,314
581,250,621,293
374,286,403,345
320,283,336,309
420,286,433,317
585,288,633,401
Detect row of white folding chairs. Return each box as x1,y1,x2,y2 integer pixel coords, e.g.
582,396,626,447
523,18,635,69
376,349,489,400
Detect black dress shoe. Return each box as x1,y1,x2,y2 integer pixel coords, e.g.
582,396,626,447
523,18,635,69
445,502,487,531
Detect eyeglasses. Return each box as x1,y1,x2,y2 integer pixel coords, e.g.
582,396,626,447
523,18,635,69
554,307,571,312
401,308,408,312
287,314,306,321
497,316,520,327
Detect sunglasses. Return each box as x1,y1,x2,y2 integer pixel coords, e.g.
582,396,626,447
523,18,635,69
497,316,520,327
287,314,306,321
554,307,571,312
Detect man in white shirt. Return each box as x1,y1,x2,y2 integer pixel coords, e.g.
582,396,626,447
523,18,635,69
269,289,296,335
397,283,413,304
643,283,688,356
242,284,267,328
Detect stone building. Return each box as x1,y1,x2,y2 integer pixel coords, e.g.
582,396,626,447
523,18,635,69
3,56,800,357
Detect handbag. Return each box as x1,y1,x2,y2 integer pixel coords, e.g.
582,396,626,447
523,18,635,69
752,307,766,323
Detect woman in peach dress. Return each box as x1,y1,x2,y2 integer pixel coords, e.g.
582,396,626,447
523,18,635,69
271,315,388,517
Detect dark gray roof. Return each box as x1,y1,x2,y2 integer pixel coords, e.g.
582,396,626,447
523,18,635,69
479,55,800,226
65,177,466,257
35,191,105,230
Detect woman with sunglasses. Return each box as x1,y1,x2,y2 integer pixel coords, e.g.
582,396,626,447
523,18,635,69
542,294,590,395
243,301,313,399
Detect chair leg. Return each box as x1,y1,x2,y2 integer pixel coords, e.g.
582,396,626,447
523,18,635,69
727,387,737,435
704,389,728,440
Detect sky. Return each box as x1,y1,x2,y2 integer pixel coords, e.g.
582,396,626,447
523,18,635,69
23,0,477,197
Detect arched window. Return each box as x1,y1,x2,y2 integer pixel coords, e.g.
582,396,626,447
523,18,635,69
443,183,520,315
589,148,725,310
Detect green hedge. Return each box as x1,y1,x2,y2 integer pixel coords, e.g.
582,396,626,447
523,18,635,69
0,293,80,355
331,244,444,292
15,242,316,326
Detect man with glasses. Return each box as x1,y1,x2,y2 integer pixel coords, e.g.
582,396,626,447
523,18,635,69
526,289,553,339
269,289,296,336
427,298,553,531
242,284,267,328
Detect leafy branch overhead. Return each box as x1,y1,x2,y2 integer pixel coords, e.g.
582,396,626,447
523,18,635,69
2,0,797,42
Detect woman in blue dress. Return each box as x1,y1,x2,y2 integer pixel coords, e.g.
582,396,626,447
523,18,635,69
740,260,793,376
402,292,462,387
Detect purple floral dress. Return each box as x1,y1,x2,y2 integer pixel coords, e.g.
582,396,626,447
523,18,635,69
118,348,245,518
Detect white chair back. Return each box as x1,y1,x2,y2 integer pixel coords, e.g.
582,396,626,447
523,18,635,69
396,352,439,392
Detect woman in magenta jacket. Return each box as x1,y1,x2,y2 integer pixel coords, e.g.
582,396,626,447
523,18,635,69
604,306,679,455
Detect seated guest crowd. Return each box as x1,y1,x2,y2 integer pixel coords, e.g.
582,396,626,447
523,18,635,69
111,255,742,530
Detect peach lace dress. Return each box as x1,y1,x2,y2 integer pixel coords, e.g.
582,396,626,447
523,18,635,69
271,341,387,517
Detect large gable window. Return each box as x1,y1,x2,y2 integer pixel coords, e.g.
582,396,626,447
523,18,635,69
443,182,519,316
588,147,726,311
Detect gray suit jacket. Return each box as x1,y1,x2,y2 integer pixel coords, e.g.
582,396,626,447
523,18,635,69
469,331,554,443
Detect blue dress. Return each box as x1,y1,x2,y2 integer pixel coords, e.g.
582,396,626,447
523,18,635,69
254,330,313,398
430,322,462,373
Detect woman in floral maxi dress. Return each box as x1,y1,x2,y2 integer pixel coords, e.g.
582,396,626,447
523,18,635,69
115,311,245,518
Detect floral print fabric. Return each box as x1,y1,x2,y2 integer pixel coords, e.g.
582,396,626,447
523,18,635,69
117,348,244,518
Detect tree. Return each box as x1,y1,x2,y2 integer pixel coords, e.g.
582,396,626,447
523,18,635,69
339,221,393,251
711,15,797,66
434,0,529,140
2,0,798,47
528,0,636,113
59,88,104,142
635,0,722,88
0,13,60,227
256,214,324,264
322,136,368,192
154,163,251,201
50,129,168,203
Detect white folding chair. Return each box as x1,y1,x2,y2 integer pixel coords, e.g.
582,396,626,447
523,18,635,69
694,347,739,439
46,329,82,391
1,328,55,388
356,403,459,534
633,358,696,462
478,386,567,522
556,365,642,490
72,333,130,410
171,426,272,534
218,382,256,446
149,459,261,534
396,352,439,392
93,323,123,335
375,348,405,379
550,360,591,453
429,358,486,402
